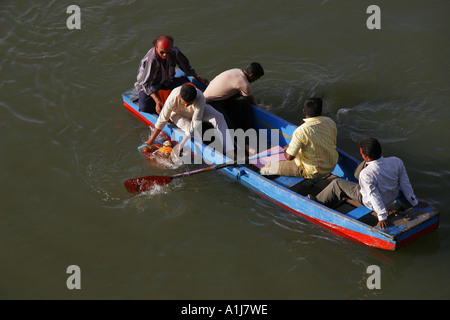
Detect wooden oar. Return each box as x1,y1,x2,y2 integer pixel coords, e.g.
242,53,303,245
123,147,285,193
124,162,234,193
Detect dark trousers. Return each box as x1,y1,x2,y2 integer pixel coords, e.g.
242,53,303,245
138,76,190,114
209,95,253,131
316,178,362,206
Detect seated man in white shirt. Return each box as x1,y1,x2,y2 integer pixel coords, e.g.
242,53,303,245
145,83,234,158
309,137,428,229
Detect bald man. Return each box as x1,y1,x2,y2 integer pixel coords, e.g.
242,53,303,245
134,35,209,114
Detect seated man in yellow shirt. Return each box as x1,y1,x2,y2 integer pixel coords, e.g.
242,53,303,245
260,97,338,179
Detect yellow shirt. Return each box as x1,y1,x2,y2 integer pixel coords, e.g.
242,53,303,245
286,116,338,179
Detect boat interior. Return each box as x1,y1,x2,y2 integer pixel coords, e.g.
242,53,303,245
245,163,382,227
196,119,413,228
126,88,422,231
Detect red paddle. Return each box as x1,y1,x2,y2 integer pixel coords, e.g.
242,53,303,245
123,147,284,193
124,163,234,193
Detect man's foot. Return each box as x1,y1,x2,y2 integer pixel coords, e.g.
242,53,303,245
308,194,318,202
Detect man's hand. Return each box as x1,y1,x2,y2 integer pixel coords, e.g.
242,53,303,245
176,135,190,157
174,144,184,157
415,201,428,208
145,128,162,147
283,144,295,161
155,101,163,114
377,219,390,229
194,75,209,87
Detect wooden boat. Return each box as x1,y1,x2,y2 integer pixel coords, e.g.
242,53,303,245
122,75,439,251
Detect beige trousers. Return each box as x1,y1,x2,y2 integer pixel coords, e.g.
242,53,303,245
260,160,303,177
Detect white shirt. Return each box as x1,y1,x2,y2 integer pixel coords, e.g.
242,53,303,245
155,86,205,138
203,69,252,101
359,156,419,221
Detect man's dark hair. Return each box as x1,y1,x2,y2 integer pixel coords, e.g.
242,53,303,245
245,62,264,78
303,97,323,117
180,84,197,103
359,137,382,160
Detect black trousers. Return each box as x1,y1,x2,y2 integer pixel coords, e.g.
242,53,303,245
209,95,253,131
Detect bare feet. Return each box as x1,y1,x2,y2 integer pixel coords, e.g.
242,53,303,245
308,194,318,202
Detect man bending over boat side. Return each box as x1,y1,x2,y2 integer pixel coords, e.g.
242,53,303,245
308,137,428,229
203,62,264,131
134,35,209,115
144,83,234,158
260,97,338,179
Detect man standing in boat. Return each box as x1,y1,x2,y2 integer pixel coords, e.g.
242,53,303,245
309,137,428,229
134,35,209,114
203,62,264,131
260,97,338,179
144,83,234,158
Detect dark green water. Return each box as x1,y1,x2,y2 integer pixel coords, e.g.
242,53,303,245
1,0,449,300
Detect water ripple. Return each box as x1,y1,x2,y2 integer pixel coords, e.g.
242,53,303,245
0,101,46,125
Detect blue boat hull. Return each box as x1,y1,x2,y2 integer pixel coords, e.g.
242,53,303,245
122,81,439,251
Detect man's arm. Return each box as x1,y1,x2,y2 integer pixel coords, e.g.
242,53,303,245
246,94,257,105
150,92,163,114
193,73,209,87
284,144,295,161
175,134,191,157
188,92,206,137
145,97,173,145
397,158,422,207
360,173,389,229
284,127,303,161
145,127,162,146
